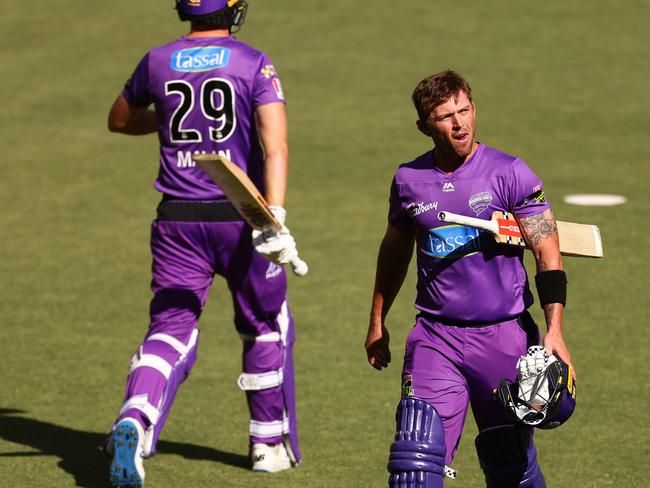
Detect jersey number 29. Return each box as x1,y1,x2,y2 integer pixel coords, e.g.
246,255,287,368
165,78,236,143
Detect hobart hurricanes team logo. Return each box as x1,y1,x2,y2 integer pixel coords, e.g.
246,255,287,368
469,191,492,216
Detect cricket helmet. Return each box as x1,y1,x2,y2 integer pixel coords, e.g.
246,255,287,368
176,0,248,31
497,355,576,430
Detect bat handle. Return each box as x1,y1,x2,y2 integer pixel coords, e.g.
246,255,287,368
289,256,309,277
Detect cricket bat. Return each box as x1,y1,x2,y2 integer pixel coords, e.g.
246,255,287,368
194,153,309,276
437,210,603,258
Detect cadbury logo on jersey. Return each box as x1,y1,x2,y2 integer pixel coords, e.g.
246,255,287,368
406,201,438,217
170,47,231,72
423,225,485,259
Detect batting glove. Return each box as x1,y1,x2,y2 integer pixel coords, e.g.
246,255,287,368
516,346,553,406
252,206,299,265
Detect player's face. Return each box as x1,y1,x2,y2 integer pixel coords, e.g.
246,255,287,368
419,91,476,160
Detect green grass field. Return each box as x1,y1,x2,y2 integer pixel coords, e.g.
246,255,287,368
1,1,649,486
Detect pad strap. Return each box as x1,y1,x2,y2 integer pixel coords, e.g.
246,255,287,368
130,353,173,379
119,394,160,425
146,328,198,357
237,369,284,390
535,270,567,307
239,332,281,343
249,417,290,438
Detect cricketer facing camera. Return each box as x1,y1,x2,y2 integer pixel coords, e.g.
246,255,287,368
104,1,303,485
365,70,575,487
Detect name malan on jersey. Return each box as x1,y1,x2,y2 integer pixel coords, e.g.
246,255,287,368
170,47,231,72
177,149,231,168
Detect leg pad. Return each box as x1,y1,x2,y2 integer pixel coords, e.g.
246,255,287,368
475,425,546,488
388,398,446,488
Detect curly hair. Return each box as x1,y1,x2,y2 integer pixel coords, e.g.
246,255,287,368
412,70,473,122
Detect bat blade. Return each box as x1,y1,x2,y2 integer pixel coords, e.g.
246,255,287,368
555,220,603,258
193,153,309,276
193,153,281,232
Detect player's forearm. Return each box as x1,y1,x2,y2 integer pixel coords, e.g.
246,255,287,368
369,234,413,328
519,208,562,272
110,111,157,135
542,302,564,333
263,147,289,207
256,102,289,206
108,94,157,135
521,209,567,334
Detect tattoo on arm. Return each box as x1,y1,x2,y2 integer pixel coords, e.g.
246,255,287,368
519,210,558,247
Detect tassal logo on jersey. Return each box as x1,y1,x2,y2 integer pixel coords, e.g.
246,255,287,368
170,47,231,72
423,225,485,259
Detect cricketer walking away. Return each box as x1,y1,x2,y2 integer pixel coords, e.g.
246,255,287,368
104,1,303,486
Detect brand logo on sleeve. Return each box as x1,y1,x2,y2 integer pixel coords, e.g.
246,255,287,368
272,78,284,100
261,64,276,79
170,47,230,72
469,191,493,216
423,225,485,259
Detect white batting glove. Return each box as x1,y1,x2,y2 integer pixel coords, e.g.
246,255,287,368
516,346,554,408
252,206,299,265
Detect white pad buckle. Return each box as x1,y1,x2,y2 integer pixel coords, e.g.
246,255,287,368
444,465,457,479
237,369,284,391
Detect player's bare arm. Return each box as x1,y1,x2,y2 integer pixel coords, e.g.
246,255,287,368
256,102,288,207
108,94,157,135
518,209,574,373
366,224,415,371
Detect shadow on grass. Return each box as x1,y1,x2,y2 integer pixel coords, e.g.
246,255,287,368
0,408,249,487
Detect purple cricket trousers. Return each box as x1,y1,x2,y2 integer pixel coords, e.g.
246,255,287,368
114,205,300,462
401,313,539,466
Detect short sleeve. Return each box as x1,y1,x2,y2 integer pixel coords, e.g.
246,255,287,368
388,176,414,231
507,158,551,218
253,52,286,107
122,53,152,107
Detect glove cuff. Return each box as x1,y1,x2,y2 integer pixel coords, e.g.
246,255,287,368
268,205,287,225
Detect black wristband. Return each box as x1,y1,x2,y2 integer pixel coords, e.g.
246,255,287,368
535,270,567,307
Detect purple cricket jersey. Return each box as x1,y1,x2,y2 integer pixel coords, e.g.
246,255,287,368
388,143,551,322
122,35,286,199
